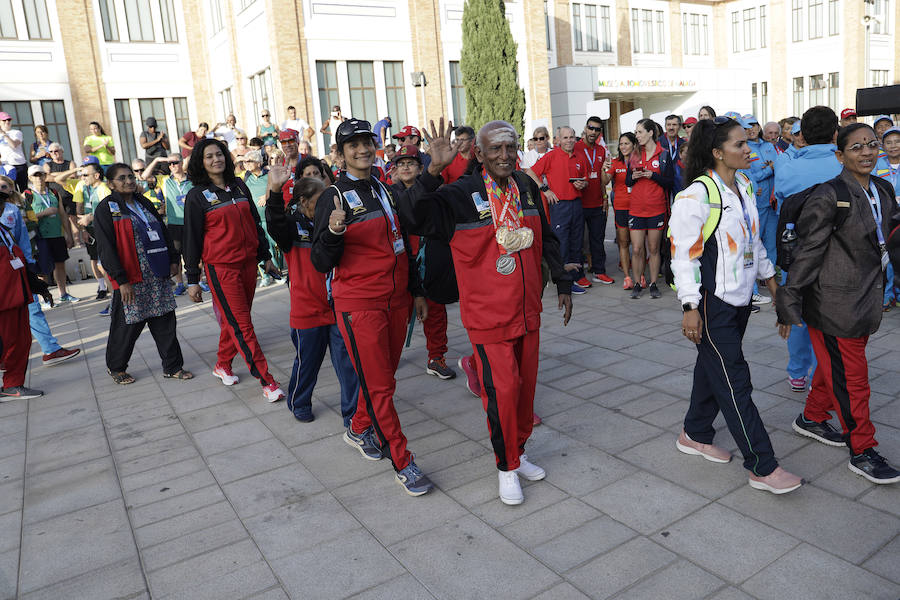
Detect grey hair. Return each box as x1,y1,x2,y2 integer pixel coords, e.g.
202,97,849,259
558,126,576,137
243,149,263,164
476,120,519,149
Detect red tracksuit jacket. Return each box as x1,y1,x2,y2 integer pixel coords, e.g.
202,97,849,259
310,173,420,313
182,179,271,285
0,227,31,312
395,170,571,344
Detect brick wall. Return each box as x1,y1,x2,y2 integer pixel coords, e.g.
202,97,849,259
55,0,107,142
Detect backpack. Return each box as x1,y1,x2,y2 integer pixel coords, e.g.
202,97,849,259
415,236,458,304
775,176,852,271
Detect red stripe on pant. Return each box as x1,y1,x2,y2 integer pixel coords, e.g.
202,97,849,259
473,330,539,471
0,305,30,388
805,326,877,454
422,299,448,360
337,304,412,472
206,261,275,386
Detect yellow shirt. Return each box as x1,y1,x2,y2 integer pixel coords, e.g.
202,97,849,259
72,181,112,214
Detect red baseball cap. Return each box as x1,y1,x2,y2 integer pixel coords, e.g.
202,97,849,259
683,117,698,126
279,129,299,142
394,145,422,163
392,125,422,140
840,108,857,119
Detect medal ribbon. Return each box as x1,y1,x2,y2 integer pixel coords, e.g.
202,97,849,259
482,168,523,240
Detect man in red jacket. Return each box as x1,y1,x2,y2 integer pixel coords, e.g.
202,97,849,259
574,117,613,285
395,119,573,506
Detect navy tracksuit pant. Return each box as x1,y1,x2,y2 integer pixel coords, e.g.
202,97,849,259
287,324,358,427
684,291,778,477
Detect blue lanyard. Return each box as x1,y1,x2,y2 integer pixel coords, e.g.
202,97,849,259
126,200,151,229
371,180,397,233
862,181,885,245
583,145,598,170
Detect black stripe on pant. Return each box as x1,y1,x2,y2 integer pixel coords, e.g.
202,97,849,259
475,344,508,471
206,264,263,382
822,333,857,450
340,312,394,468
105,290,183,374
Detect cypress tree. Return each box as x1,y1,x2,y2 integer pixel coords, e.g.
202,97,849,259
460,0,526,137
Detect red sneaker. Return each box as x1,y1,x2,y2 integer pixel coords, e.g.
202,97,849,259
592,273,614,285
42,347,81,367
458,356,480,397
575,277,592,288
622,276,634,290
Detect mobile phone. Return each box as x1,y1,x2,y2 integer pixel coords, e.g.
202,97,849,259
569,177,585,182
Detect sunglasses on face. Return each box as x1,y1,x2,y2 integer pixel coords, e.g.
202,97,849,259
586,125,602,132
684,124,695,129
261,114,270,118
534,136,547,141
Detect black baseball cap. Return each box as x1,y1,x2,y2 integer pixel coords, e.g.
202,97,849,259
335,119,378,146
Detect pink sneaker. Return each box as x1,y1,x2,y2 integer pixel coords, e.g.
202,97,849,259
675,430,732,463
532,413,542,427
789,376,808,392
212,365,239,386
748,466,804,494
458,355,480,397
263,382,285,402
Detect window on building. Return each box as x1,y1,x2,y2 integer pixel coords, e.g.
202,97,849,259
544,1,550,50
572,3,582,51
760,5,767,47
138,99,168,141
159,0,177,42
239,0,254,9
40,100,72,158
600,5,611,52
683,12,707,56
98,0,119,41
793,76,804,115
0,102,35,156
871,69,889,86
114,99,137,164
172,97,190,140
751,83,758,117
383,61,407,131
631,8,640,53
642,9,653,53
809,0,823,38
449,61,466,126
743,8,756,50
828,72,839,108
124,0,154,42
702,15,709,54
809,74,825,105
868,0,889,34
828,0,839,35
23,0,51,39
654,10,664,53
316,61,339,147
249,68,273,129
585,5,598,51
209,0,224,34
792,0,803,41
347,61,377,125
731,11,740,52
0,0,17,39
218,87,233,120
760,82,768,122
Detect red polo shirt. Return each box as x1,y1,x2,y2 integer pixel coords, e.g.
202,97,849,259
574,139,607,209
530,146,585,201
441,152,471,184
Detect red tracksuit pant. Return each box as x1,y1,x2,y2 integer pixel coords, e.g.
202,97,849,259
805,326,877,454
473,330,539,471
423,299,447,360
337,303,412,472
206,261,275,387
0,305,30,388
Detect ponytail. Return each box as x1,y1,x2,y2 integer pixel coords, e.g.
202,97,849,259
683,118,741,184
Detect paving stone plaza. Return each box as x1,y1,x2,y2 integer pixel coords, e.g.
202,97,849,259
2,254,899,599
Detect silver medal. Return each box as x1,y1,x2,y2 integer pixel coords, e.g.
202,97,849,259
496,254,516,275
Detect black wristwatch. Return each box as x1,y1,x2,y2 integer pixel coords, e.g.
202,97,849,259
682,302,698,312
540,184,549,192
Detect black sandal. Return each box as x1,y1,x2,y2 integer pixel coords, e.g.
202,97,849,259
163,369,194,380
108,370,135,385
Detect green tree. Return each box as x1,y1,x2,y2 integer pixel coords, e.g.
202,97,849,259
460,0,526,137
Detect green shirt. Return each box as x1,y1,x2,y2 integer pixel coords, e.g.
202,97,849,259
29,189,63,238
83,134,115,165
243,171,269,223
162,175,193,225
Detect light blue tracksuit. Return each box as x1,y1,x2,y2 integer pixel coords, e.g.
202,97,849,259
872,156,900,305
741,138,779,262
1,202,62,355
774,144,843,381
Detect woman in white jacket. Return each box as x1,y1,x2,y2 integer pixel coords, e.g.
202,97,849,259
668,116,803,495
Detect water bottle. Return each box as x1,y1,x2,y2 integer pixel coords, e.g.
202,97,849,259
781,223,797,268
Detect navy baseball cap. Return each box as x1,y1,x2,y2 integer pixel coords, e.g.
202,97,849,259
335,119,378,146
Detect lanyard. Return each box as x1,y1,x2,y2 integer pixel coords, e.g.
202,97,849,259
583,144,598,171
126,199,151,229
0,224,14,253
862,181,885,245
371,180,397,233
33,190,52,209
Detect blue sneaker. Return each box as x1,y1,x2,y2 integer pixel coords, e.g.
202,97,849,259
571,283,587,295
59,293,80,303
98,305,110,316
173,283,187,296
199,281,210,292
395,460,434,496
343,425,383,461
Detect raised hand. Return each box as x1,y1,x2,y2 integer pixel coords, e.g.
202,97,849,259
329,195,347,234
424,117,459,175
267,163,291,192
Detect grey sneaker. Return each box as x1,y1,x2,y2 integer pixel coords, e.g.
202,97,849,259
849,449,900,484
426,357,456,380
0,386,44,401
343,426,383,461
791,414,845,447
395,460,434,496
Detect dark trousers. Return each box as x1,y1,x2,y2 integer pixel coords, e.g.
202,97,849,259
288,324,358,427
105,290,183,374
583,206,608,274
549,199,584,279
684,292,778,476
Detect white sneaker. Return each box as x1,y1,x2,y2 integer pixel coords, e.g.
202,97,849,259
498,470,523,505
515,454,546,481
263,383,285,402
751,294,772,305
212,366,239,386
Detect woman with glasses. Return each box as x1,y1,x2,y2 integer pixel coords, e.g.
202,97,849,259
626,118,674,299
257,111,279,147
297,155,335,184
30,125,53,167
521,126,551,169
604,132,637,290
93,163,190,384
183,138,285,402
777,123,900,484
669,116,802,494
231,133,250,163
